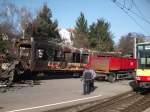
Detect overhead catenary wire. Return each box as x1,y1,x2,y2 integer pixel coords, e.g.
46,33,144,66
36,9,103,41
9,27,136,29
131,0,150,25
111,0,149,35
115,0,150,25
123,0,133,10
132,0,144,17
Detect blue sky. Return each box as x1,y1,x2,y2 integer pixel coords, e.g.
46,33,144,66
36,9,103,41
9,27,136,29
12,0,150,43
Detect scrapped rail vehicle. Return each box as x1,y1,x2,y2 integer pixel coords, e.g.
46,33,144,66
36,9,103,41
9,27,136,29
86,54,137,82
0,38,89,84
136,42,150,88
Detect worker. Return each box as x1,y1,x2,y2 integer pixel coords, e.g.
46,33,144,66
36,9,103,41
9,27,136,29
81,65,93,95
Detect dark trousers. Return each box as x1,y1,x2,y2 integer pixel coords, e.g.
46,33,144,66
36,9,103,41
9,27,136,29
90,79,94,91
83,80,91,94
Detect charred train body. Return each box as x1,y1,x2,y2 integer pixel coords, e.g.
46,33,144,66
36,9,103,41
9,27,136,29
0,38,89,83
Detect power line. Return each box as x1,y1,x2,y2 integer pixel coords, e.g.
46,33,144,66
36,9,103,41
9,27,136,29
111,0,149,35
131,0,150,25
132,0,144,17
129,9,150,25
117,0,150,25
124,0,133,10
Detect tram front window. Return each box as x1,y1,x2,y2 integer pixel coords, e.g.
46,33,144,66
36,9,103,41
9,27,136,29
137,48,150,69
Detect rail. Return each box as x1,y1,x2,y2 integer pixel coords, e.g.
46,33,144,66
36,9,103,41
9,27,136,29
44,91,150,112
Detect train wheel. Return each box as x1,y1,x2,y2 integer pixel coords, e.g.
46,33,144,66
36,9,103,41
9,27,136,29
107,73,116,83
133,81,141,92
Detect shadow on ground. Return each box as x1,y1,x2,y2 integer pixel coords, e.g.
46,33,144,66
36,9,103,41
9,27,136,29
35,72,77,80
0,72,78,93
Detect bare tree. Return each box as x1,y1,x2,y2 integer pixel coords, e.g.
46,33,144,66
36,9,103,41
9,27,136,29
19,7,33,38
0,1,19,27
118,32,145,55
0,1,20,60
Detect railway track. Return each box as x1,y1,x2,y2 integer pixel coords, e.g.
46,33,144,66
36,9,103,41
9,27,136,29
46,90,150,112
80,91,150,112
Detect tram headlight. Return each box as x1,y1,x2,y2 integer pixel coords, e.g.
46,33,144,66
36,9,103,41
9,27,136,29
136,76,141,81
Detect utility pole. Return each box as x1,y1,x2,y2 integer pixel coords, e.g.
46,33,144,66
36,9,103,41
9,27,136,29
134,37,136,59
22,29,25,39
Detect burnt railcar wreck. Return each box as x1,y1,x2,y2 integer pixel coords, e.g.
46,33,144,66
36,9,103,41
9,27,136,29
0,38,89,86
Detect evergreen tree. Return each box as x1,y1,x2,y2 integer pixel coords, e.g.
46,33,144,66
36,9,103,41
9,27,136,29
89,19,114,52
73,12,89,48
75,12,88,33
26,4,61,41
